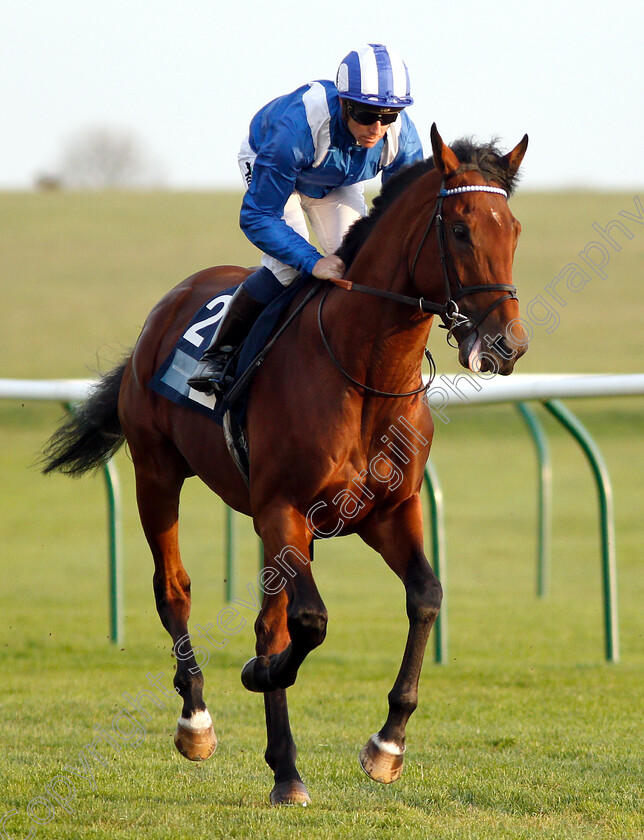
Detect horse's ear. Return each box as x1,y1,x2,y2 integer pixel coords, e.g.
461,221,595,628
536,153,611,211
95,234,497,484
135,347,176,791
500,134,529,178
430,123,460,177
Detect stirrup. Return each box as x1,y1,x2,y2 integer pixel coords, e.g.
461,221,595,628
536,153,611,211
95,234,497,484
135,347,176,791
187,354,232,395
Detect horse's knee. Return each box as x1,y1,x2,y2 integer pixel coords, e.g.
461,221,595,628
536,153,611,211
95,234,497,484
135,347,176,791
254,614,270,647
254,610,291,656
287,606,328,651
406,573,442,624
153,572,191,623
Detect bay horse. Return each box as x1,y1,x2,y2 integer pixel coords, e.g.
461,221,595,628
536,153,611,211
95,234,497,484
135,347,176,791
43,125,528,805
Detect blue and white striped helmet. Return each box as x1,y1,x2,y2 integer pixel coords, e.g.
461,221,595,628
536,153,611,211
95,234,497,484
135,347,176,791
336,44,413,108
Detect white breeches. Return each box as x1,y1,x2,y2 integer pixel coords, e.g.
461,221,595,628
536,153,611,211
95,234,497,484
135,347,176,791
238,137,367,286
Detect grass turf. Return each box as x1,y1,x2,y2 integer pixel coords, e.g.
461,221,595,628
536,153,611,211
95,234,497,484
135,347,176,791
1,189,643,839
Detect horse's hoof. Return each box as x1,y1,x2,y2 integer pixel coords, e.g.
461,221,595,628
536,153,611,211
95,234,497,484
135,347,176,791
270,780,311,806
241,656,271,693
359,733,405,784
174,711,217,761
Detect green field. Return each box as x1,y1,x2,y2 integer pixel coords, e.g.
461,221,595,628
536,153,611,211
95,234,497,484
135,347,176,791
1,190,643,839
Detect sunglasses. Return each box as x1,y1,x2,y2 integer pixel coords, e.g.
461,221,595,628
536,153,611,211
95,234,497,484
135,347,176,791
346,103,400,126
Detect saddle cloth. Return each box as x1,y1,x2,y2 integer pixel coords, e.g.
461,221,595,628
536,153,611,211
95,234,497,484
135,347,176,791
149,275,312,427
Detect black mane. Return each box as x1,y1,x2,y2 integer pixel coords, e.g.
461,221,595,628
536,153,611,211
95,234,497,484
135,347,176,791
336,137,521,269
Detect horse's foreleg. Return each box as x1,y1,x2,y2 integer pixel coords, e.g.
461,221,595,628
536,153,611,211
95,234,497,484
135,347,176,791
241,510,327,694
358,495,442,783
132,446,217,762
241,509,325,805
253,584,311,805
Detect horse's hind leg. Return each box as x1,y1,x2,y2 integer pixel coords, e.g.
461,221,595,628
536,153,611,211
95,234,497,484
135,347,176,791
130,440,217,762
358,495,442,783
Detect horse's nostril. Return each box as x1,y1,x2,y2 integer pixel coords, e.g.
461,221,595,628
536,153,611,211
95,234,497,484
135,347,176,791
491,335,517,360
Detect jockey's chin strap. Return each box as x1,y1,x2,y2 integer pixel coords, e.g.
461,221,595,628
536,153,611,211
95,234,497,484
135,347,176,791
329,182,517,346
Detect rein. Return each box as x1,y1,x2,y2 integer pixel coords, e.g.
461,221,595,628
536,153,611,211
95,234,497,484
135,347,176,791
319,181,516,398
317,287,435,398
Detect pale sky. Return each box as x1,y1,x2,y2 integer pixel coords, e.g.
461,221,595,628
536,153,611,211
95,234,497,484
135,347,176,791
2,0,643,190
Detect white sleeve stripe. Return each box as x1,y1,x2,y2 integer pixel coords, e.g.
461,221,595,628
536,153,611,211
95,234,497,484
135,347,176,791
302,82,332,168
380,120,402,167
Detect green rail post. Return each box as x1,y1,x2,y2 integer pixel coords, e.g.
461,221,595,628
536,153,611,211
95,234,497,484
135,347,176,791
543,399,619,663
516,402,553,597
225,505,236,602
65,401,123,645
102,458,124,645
424,460,447,664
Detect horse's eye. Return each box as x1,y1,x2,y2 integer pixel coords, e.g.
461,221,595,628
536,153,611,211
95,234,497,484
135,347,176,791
452,223,469,242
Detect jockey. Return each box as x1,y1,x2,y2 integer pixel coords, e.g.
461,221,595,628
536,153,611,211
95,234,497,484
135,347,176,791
189,43,424,394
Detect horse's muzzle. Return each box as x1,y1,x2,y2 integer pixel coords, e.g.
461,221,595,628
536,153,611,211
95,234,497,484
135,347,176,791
458,331,484,372
458,330,527,375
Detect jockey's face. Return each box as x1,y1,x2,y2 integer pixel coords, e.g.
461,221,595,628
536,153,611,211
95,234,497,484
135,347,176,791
341,100,398,148
346,115,390,148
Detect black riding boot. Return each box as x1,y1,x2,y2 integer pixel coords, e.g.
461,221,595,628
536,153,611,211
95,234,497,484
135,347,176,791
188,285,266,395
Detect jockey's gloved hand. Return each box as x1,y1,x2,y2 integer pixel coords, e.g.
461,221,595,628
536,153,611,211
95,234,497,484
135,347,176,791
312,255,345,280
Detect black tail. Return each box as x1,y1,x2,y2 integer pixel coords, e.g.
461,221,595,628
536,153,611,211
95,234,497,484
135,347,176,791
41,361,128,476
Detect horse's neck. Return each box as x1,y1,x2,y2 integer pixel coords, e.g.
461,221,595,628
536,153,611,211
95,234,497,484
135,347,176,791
327,257,433,398
319,176,438,432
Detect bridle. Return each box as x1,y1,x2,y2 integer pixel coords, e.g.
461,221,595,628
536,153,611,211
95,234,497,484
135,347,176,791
410,182,517,344
318,181,517,398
